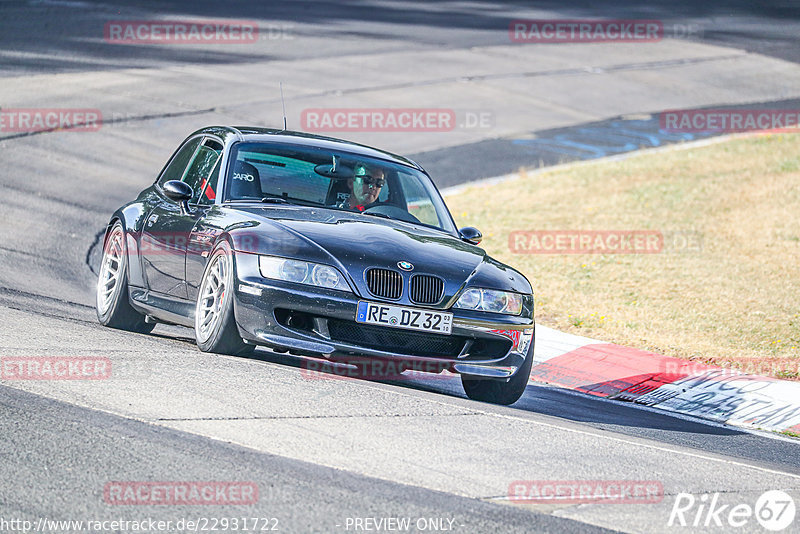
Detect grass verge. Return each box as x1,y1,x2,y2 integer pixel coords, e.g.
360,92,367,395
444,134,800,379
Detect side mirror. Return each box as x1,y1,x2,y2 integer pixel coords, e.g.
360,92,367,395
163,180,193,214
459,226,482,245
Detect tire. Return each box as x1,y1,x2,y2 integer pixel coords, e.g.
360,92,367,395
96,222,155,334
195,240,254,357
461,337,534,405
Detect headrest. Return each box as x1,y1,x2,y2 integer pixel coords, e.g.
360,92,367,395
230,160,263,199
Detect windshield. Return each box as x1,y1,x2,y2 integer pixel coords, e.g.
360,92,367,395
224,142,456,233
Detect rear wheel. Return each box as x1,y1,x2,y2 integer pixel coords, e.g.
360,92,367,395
195,241,254,357
95,222,155,334
461,341,534,405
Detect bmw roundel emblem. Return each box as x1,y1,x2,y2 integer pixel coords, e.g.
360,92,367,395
397,261,414,271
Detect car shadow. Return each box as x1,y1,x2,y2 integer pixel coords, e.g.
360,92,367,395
142,330,741,438
147,337,800,470
241,346,743,436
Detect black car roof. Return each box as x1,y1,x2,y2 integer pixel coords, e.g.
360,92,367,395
195,126,424,172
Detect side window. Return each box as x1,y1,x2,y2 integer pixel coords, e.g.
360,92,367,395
158,137,202,186
197,158,222,205
182,139,223,204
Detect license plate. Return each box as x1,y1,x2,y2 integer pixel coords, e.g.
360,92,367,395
356,301,452,335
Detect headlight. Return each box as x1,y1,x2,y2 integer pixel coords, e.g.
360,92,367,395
258,256,350,291
454,288,524,315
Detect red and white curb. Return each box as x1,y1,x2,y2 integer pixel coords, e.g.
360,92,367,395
531,325,800,434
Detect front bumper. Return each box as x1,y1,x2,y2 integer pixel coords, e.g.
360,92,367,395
232,253,535,380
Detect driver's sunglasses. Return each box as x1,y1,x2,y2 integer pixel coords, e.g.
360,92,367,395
357,175,385,189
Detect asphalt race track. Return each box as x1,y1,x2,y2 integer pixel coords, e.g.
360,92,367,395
1,1,799,532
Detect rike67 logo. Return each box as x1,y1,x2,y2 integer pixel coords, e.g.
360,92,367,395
669,490,795,531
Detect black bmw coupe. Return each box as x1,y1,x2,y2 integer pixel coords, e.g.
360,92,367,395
96,127,535,404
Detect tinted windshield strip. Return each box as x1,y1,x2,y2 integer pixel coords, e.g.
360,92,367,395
245,157,286,167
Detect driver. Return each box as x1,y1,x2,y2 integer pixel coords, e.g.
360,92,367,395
336,163,385,212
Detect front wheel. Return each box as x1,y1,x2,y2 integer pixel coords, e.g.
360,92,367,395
96,222,154,334
461,340,534,405
195,241,254,357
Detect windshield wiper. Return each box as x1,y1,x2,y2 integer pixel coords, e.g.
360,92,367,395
261,196,290,204
361,211,390,219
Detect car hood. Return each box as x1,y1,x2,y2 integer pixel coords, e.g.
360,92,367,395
228,206,531,306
